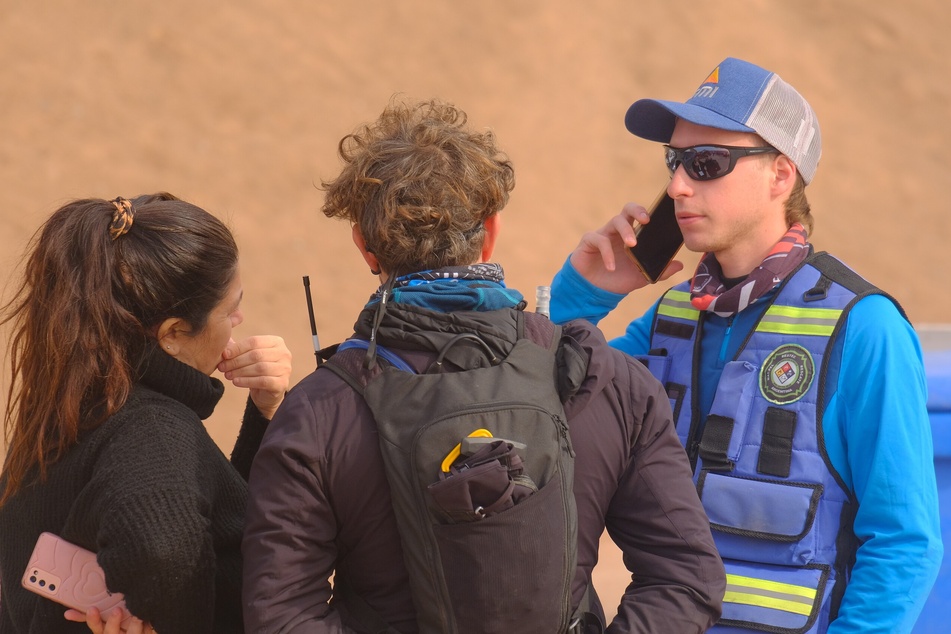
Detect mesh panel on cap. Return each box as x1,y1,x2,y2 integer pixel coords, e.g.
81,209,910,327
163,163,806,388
747,76,821,184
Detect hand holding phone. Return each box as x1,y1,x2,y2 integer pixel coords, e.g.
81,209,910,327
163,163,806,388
626,186,684,283
22,532,133,628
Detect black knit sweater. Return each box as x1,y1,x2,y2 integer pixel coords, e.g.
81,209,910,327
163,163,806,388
0,344,268,633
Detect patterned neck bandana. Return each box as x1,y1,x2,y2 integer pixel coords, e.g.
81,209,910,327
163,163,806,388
392,263,505,288
366,263,525,312
690,223,810,316
361,263,525,369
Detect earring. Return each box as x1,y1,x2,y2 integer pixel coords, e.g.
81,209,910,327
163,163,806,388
370,268,381,276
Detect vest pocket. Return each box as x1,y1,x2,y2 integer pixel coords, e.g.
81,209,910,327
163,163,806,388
698,471,822,564
634,352,671,385
700,361,759,470
719,560,831,633
634,353,690,430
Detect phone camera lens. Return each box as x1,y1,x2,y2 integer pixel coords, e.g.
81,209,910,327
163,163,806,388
29,575,36,583
39,580,46,587
49,584,56,591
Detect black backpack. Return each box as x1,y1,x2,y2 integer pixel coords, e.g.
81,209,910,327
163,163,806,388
324,311,589,634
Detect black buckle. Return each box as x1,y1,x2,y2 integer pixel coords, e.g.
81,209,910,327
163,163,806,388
803,274,832,302
567,613,604,634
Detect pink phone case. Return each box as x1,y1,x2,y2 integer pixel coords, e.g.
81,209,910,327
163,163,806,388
21,532,132,626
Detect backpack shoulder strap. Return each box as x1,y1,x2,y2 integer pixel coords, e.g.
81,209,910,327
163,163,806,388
337,339,416,373
322,339,414,394
523,313,590,403
321,347,370,394
522,310,560,352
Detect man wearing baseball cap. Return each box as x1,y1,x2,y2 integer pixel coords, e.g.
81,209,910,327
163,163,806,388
549,57,942,632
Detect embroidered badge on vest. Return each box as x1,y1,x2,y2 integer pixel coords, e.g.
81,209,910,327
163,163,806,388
759,344,815,404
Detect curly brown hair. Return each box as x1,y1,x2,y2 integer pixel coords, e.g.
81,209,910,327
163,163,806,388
321,98,515,276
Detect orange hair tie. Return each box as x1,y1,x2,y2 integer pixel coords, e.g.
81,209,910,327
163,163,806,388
109,197,135,240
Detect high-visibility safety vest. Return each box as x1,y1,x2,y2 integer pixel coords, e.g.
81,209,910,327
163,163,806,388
638,252,902,633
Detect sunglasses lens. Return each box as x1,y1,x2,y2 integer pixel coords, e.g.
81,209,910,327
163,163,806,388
686,147,731,180
664,146,680,174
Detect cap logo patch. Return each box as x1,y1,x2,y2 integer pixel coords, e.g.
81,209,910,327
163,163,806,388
759,344,815,404
693,67,720,100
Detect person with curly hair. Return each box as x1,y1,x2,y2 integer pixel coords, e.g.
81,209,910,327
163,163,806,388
241,98,724,633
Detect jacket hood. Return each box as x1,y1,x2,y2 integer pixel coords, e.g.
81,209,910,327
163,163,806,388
354,302,523,369
353,302,619,417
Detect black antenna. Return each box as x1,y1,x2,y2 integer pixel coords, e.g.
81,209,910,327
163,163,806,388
303,275,321,366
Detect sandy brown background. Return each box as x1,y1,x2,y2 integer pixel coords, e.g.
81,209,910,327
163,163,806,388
2,0,949,620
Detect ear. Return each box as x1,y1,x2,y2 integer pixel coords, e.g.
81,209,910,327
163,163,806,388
479,214,501,262
156,317,191,355
770,154,797,199
352,225,382,275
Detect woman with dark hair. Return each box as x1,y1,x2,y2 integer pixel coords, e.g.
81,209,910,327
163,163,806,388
0,193,292,634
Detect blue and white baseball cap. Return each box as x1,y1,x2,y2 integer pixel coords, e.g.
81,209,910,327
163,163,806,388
625,57,822,184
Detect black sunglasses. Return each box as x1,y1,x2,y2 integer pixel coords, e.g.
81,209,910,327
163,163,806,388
664,144,779,181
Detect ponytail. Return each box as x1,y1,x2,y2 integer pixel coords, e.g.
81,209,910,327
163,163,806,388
1,193,237,505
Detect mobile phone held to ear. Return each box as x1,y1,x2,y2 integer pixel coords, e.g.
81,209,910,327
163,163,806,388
626,187,684,283
22,532,133,626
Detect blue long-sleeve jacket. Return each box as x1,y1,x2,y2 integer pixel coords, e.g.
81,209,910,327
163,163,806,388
551,258,942,633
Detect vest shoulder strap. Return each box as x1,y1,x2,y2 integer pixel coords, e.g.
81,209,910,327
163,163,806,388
804,251,907,320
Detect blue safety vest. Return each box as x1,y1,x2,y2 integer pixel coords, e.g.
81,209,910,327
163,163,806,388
638,253,901,633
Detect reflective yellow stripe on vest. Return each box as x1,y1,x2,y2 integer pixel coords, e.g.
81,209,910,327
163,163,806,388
756,305,842,337
657,290,700,321
724,573,817,616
